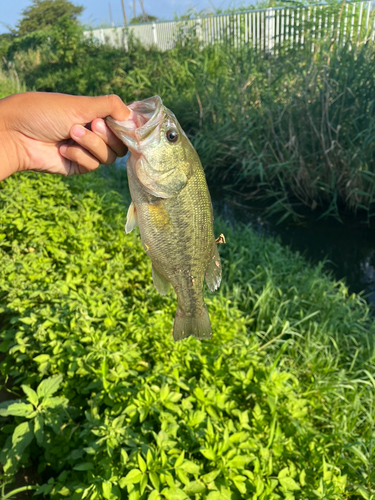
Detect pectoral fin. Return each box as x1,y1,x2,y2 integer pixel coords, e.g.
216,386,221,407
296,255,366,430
152,265,171,295
136,156,187,198
125,201,138,234
205,244,222,292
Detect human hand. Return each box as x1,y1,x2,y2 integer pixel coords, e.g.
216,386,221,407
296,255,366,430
0,92,130,181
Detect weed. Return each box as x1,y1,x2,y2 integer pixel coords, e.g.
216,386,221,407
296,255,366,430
0,171,374,498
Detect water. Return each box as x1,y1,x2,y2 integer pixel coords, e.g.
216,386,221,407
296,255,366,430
212,195,375,307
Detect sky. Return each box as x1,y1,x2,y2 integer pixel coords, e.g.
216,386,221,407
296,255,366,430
0,0,251,34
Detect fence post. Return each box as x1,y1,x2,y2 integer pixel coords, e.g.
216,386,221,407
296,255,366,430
152,23,158,46
265,7,276,52
196,18,203,47
123,27,128,51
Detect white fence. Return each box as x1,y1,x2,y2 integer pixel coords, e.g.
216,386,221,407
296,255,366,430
85,1,375,52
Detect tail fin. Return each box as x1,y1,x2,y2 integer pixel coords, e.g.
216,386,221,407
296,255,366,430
173,304,212,342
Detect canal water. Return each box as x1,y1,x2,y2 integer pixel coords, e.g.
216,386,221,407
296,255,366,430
212,194,375,308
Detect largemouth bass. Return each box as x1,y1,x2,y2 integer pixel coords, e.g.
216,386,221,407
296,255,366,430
106,96,221,341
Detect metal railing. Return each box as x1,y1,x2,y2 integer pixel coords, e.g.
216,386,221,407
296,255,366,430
85,1,375,52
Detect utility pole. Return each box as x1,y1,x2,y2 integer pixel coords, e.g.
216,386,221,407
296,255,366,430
133,0,136,21
138,0,148,22
108,2,114,26
121,0,128,25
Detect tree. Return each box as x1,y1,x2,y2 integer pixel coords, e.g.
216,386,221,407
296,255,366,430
0,33,14,60
130,14,157,24
15,0,84,37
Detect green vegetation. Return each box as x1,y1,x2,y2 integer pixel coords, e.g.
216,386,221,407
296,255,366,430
130,14,158,25
0,36,13,62
0,169,374,499
2,3,375,221
0,66,25,100
1,3,375,498
13,0,84,37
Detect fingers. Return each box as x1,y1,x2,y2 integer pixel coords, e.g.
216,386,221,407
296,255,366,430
90,118,128,157
71,124,116,164
59,117,129,175
92,94,131,121
60,141,100,173
70,122,126,165
76,94,131,123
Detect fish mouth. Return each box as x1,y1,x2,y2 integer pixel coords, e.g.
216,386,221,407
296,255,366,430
105,95,164,152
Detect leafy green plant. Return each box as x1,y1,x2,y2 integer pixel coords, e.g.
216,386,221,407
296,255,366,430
0,375,68,476
0,170,373,499
1,12,375,496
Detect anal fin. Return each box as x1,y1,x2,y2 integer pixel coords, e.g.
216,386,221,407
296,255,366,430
125,201,138,234
205,244,221,292
152,265,171,295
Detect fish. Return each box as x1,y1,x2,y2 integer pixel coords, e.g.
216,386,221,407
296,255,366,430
105,95,222,341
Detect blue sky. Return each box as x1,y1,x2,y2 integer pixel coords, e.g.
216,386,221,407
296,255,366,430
0,0,252,33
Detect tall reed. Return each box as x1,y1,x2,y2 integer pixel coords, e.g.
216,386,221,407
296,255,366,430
0,61,24,99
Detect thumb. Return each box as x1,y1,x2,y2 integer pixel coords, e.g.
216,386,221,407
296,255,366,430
78,94,131,122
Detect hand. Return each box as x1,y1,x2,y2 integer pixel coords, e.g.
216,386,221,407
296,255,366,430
0,92,130,181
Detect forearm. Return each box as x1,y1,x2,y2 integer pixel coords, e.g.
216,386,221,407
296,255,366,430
0,96,24,181
0,132,22,181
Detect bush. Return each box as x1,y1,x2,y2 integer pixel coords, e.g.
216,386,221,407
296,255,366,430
0,170,374,498
0,65,25,100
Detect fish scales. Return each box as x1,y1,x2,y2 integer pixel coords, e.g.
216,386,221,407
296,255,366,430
136,165,214,314
106,96,221,341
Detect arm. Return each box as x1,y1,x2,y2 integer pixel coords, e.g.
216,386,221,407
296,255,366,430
0,92,130,181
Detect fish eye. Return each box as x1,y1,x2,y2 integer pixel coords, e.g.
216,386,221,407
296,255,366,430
166,129,179,143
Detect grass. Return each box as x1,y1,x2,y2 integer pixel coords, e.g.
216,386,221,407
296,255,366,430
0,66,24,100
0,10,375,498
0,167,373,499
